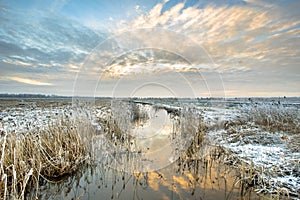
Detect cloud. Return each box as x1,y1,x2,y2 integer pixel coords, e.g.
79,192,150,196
2,58,32,67
0,1,299,97
96,48,249,78
8,76,53,86
114,1,300,75
0,7,106,72
50,0,70,12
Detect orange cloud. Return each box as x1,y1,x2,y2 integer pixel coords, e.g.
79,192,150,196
113,2,300,76
8,76,53,86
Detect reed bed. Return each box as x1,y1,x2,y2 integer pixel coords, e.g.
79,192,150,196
2,100,298,199
240,103,300,134
0,115,95,200
222,103,300,199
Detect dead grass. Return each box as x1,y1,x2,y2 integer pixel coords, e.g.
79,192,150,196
0,116,95,199
234,159,299,199
241,104,300,134
221,104,300,198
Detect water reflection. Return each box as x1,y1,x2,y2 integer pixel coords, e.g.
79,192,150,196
102,101,196,172
32,146,260,199
30,102,262,199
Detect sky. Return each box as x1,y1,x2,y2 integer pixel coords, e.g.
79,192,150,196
0,0,299,97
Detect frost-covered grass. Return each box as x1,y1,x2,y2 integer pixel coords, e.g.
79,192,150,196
204,102,300,198
240,103,300,134
0,116,95,199
233,146,300,199
1,98,299,199
175,106,206,157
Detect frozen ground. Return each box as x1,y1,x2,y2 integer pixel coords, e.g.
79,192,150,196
200,101,300,198
1,98,299,198
133,98,300,197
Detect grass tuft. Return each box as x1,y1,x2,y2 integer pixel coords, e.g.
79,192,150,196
241,103,300,134
0,116,94,199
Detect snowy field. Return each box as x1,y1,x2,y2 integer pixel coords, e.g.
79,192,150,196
0,97,299,199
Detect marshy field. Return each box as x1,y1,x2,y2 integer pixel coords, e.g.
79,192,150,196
0,97,299,199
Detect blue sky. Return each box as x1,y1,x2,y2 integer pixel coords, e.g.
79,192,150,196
0,0,299,97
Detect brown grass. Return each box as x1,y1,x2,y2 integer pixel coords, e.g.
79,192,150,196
0,117,94,199
241,104,300,134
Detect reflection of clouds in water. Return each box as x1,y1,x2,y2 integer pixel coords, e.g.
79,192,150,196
106,101,201,172
31,144,255,199
136,147,242,199
130,106,181,170
131,109,170,138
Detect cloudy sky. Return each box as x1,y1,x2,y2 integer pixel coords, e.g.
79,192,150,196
0,0,299,97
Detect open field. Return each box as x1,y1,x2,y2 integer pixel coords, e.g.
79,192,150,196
0,97,299,199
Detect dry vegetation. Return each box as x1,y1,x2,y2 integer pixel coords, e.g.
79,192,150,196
240,103,300,134
0,116,95,199
1,100,299,199
222,103,300,198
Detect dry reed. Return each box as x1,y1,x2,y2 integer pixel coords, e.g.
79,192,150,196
0,116,94,199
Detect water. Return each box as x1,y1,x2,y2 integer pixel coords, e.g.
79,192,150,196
27,101,261,199
3,98,296,199
33,147,261,200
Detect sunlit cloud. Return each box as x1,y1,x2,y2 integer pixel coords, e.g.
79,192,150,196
8,76,53,86
115,2,300,71
0,0,299,96
2,58,32,67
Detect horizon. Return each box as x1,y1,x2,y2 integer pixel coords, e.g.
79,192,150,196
0,93,299,99
1,0,299,97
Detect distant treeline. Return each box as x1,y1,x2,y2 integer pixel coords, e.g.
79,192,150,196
0,94,298,102
0,94,68,98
